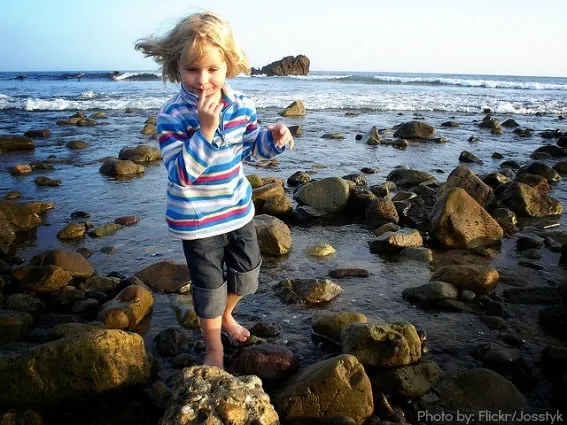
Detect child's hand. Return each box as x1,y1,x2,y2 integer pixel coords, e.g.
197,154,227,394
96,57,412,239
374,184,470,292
197,93,223,142
268,123,294,150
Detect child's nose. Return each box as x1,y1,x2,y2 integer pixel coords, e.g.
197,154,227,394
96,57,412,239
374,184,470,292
196,72,208,86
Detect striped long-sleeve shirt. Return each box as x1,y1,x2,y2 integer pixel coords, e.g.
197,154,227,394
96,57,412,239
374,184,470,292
157,83,284,240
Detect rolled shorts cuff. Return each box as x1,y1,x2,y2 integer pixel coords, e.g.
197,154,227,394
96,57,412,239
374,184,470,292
227,260,262,296
191,281,228,318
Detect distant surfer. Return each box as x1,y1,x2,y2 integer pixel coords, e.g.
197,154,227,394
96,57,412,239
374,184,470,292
111,71,123,80
14,75,25,81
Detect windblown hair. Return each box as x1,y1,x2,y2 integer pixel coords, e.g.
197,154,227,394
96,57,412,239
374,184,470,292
135,11,250,82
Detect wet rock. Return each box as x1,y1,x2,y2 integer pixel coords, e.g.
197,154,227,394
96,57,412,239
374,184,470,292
12,265,73,293
431,265,499,295
0,329,152,407
402,281,459,303
312,311,368,344
114,215,140,226
24,129,51,138
118,144,161,163
437,368,527,412
322,132,345,140
370,360,441,398
492,208,518,234
0,135,35,151
280,100,305,117
431,187,503,249
56,222,87,240
135,260,190,293
328,268,370,279
9,164,32,176
0,310,33,344
65,140,89,150
254,214,292,256
229,343,300,387
161,365,279,425
170,294,200,329
272,354,373,425
77,275,121,294
532,145,567,158
365,197,399,228
250,321,281,338
294,177,351,213
306,243,336,257
361,126,381,145
342,173,367,186
517,162,561,184
341,322,422,367
99,159,145,177
496,181,562,217
88,222,123,237
254,55,310,76
34,176,61,187
5,293,45,316
274,278,343,305
501,119,520,128
393,121,436,139
141,123,156,135
514,173,551,195
30,250,95,279
154,326,195,357
386,168,436,188
443,165,494,208
287,171,311,187
97,285,154,330
459,150,483,164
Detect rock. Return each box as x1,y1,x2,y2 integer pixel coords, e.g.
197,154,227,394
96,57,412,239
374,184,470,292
262,194,293,217
141,123,157,135
287,171,311,187
437,368,527,412
328,268,370,279
294,174,352,211
341,322,422,368
280,100,305,117
0,310,33,344
516,162,561,184
459,151,483,164
365,197,399,227
386,168,436,187
369,229,423,254
272,354,373,425
402,281,459,303
170,294,200,329
114,215,140,226
496,182,562,217
77,275,121,294
30,250,95,279
154,326,195,357
252,182,285,203
306,243,336,257
254,214,292,256
442,165,494,208
135,260,190,293
253,55,310,76
99,159,145,177
118,144,161,163
431,265,499,295
431,187,503,249
24,129,51,138
274,278,343,305
65,140,89,150
88,222,123,237
0,135,35,151
11,265,73,293
401,247,434,263
97,285,154,330
502,286,561,305
161,366,279,425
0,329,152,407
393,121,436,139
370,360,441,398
312,311,368,344
34,176,61,187
5,293,45,315
361,126,381,145
57,222,87,240
228,343,300,387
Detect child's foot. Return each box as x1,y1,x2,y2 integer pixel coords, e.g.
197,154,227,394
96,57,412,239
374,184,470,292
203,349,224,369
222,315,250,343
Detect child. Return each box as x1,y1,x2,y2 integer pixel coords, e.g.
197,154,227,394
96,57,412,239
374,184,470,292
136,11,294,369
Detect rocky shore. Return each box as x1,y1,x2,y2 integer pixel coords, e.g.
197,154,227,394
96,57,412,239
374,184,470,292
1,102,567,425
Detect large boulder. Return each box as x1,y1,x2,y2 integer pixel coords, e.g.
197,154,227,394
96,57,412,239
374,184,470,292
496,182,563,217
393,121,436,139
118,144,161,164
0,329,152,407
271,354,373,425
341,322,422,368
254,214,292,256
160,366,278,425
294,177,351,213
99,159,145,177
30,250,95,279
442,165,494,208
252,55,310,76
135,260,190,293
431,187,503,249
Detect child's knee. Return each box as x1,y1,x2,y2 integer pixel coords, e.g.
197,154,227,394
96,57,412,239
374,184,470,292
227,260,261,296
192,282,228,318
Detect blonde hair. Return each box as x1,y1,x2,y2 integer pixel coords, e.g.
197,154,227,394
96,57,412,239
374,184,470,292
135,11,250,82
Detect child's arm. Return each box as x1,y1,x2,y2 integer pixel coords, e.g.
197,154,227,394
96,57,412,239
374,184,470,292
241,104,294,162
157,110,219,186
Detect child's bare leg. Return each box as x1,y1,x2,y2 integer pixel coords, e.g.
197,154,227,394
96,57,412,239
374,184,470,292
199,316,224,368
222,293,250,342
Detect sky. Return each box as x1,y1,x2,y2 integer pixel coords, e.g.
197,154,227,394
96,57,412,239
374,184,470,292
1,0,566,77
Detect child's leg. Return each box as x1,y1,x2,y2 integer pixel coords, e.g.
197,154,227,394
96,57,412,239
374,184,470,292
182,237,227,368
224,220,262,341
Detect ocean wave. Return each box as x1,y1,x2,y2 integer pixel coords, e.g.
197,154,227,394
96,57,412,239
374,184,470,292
112,71,161,81
369,75,567,90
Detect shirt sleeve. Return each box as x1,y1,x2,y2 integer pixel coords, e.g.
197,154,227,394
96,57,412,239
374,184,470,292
241,103,284,162
157,109,220,186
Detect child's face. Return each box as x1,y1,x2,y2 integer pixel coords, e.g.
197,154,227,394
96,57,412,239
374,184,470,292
179,46,227,100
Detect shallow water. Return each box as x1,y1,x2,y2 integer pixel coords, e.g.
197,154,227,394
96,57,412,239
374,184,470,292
1,84,567,413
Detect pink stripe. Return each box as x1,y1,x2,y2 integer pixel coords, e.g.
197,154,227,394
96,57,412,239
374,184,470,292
159,133,186,144
195,167,239,183
224,118,247,129
167,204,248,226
246,123,258,131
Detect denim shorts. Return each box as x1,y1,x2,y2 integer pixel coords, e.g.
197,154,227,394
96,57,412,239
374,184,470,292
181,220,262,318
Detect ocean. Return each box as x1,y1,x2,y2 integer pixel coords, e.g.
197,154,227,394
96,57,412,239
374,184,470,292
1,70,566,414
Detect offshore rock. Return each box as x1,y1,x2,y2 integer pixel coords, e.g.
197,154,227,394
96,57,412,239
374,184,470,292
252,55,310,76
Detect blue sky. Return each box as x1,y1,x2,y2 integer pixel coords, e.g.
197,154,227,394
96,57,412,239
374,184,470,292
1,0,565,76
